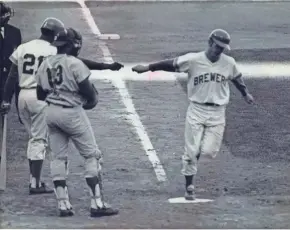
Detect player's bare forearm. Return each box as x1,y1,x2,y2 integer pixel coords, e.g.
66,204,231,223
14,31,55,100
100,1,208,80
231,74,249,96
132,59,176,74
79,58,109,70
149,59,176,72
2,64,18,103
79,58,123,71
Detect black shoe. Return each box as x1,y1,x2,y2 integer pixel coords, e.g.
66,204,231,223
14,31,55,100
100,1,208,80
90,204,119,217
67,207,74,216
29,182,54,195
58,208,74,217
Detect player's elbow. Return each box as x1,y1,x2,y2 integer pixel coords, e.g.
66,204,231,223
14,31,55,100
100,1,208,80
79,78,98,100
83,99,98,110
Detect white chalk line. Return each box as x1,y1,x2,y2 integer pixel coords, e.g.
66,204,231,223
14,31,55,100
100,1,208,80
78,0,167,182
90,62,290,81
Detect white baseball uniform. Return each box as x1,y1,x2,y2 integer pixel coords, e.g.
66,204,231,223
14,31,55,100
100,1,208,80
36,54,101,181
10,39,57,160
173,51,241,176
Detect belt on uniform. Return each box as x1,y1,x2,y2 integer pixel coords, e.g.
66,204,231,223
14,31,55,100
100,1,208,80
20,87,37,89
47,102,74,108
194,102,220,107
203,102,220,107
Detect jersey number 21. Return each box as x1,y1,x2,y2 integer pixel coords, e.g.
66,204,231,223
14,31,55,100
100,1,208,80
22,53,44,75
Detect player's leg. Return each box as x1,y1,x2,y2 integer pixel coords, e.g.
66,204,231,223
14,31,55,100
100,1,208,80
69,107,118,217
17,93,33,186
46,106,73,217
200,105,226,159
181,111,204,200
200,123,225,159
24,90,53,194
18,90,52,193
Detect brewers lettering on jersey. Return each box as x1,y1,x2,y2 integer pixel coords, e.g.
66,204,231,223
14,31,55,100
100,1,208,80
175,51,240,106
132,28,254,201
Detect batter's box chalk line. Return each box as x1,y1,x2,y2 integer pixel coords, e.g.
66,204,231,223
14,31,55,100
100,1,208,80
168,197,214,204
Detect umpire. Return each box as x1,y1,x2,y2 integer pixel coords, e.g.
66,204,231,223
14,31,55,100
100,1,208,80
0,2,22,121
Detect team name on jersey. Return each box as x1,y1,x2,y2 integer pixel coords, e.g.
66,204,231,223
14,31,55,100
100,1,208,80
193,73,226,86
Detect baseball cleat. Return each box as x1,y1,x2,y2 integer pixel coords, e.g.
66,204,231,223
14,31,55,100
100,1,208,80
58,208,74,217
185,184,195,200
90,204,119,217
29,182,54,195
58,209,71,217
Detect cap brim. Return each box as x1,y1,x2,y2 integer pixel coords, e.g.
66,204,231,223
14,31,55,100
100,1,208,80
213,38,231,50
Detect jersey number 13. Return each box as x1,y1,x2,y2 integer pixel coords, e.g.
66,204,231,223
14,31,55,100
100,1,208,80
46,65,63,87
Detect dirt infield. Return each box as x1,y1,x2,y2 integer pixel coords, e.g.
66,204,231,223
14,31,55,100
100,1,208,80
1,1,290,228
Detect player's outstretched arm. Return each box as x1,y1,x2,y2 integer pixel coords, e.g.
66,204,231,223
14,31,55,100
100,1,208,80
79,58,124,71
132,59,176,73
231,74,254,104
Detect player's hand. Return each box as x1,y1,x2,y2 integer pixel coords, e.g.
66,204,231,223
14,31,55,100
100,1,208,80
244,93,254,104
132,64,150,73
109,62,124,71
0,102,11,114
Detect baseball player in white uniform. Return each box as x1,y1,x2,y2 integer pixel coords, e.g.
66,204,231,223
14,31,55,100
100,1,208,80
1,17,66,195
36,28,119,217
132,29,254,200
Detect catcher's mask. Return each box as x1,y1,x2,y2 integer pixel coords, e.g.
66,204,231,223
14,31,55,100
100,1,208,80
0,2,14,26
52,27,82,57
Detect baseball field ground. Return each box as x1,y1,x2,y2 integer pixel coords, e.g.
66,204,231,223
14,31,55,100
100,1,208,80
1,1,290,228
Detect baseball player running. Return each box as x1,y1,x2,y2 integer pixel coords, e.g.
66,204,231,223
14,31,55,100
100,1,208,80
132,29,254,200
0,17,123,195
36,28,118,217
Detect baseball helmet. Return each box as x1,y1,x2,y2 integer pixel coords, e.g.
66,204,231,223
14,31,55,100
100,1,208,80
52,27,82,56
209,29,231,50
0,2,14,26
40,17,65,36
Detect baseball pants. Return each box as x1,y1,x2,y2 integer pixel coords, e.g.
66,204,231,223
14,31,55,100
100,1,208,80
181,102,226,176
45,104,102,181
18,89,48,160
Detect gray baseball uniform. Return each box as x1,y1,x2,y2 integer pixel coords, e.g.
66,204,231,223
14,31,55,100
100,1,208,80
36,54,102,181
173,51,241,176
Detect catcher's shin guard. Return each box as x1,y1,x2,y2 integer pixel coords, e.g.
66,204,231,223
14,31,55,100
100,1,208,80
53,180,74,217
86,176,119,217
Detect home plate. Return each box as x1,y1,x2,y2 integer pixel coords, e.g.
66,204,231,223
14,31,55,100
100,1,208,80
168,197,214,204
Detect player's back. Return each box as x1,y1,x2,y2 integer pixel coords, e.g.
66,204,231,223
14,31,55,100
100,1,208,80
13,39,57,89
36,54,87,107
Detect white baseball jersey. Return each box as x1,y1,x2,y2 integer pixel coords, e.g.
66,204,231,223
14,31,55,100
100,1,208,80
10,39,57,89
36,54,91,107
174,51,241,106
